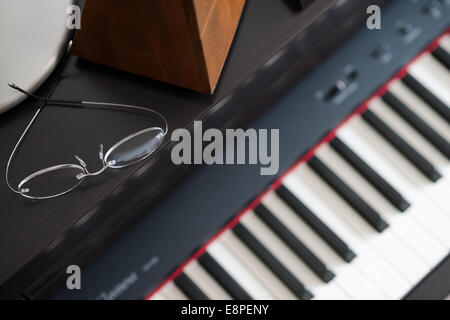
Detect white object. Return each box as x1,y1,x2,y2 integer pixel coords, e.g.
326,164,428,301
0,0,74,113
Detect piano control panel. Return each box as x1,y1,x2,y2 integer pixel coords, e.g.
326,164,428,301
53,0,450,300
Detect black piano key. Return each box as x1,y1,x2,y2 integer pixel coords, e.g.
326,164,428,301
276,185,356,262
383,92,450,159
433,47,450,69
402,74,450,123
233,223,313,300
174,273,209,300
198,253,252,300
254,204,335,283
308,156,389,233
362,109,442,182
330,138,411,212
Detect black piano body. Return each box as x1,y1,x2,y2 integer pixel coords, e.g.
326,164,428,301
0,0,449,299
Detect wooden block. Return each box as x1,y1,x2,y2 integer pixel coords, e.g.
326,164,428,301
72,0,246,93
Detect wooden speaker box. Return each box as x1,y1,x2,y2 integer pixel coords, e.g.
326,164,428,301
73,0,246,94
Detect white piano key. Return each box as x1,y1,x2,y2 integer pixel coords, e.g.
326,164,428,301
221,231,297,300
240,211,350,300
371,98,450,173
338,119,450,247
292,165,413,299
208,240,275,300
150,292,167,300
162,282,189,300
362,100,450,215
440,34,450,54
371,97,450,209
388,80,450,142
409,54,450,106
316,144,432,280
262,190,386,299
183,260,232,300
422,53,450,83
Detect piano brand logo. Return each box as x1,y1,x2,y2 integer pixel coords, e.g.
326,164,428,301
366,5,381,30
66,265,81,290
66,5,81,30
96,272,139,300
171,121,280,175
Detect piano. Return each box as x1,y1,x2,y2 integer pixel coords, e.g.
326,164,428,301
0,0,449,300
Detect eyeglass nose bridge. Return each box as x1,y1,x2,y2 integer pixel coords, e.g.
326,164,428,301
75,159,116,180
74,145,116,181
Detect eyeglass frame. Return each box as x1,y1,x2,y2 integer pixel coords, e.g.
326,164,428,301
6,85,168,200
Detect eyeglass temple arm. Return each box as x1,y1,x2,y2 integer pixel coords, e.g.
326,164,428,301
5,108,42,194
8,84,169,135
8,83,81,105
5,44,82,195
5,40,80,195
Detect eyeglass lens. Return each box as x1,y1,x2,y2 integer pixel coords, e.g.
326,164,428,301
17,127,165,198
18,165,85,199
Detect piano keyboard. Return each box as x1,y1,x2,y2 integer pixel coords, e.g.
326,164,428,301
148,33,450,300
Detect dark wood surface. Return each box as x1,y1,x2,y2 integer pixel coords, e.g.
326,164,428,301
73,0,246,93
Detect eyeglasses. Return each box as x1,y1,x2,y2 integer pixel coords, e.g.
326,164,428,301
6,84,168,200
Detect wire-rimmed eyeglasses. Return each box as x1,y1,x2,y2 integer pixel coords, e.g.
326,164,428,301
6,84,168,200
